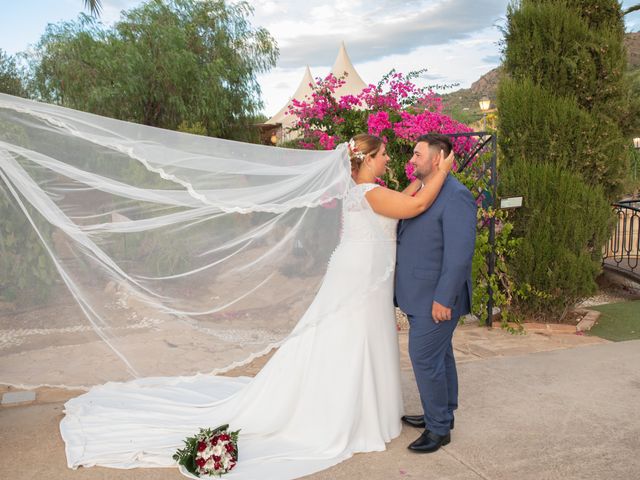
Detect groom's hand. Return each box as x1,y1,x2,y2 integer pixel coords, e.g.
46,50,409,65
432,301,452,323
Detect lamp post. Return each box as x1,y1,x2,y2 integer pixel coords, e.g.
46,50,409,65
479,96,491,131
633,137,640,181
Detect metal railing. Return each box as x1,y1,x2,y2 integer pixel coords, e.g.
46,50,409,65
603,200,640,279
452,131,497,327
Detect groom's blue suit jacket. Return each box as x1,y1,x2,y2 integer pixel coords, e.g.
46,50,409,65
395,174,477,318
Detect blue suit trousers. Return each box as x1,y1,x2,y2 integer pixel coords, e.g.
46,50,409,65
407,313,459,436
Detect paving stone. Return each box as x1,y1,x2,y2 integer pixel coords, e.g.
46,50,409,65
452,350,480,363
523,322,577,334
467,344,500,358
2,391,36,405
577,310,601,332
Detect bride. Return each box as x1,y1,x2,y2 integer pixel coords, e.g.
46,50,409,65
60,133,453,479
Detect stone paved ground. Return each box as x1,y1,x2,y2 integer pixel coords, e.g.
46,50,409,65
0,322,617,480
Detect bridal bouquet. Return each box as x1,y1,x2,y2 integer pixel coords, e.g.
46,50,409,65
173,425,240,477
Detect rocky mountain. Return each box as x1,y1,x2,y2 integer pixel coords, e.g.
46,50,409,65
441,32,640,122
469,67,502,97
627,31,640,69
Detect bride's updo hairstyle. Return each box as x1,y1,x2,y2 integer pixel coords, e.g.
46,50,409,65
348,134,383,174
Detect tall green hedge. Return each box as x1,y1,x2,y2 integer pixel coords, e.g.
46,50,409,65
498,77,626,198
500,160,613,314
503,0,628,123
498,0,630,317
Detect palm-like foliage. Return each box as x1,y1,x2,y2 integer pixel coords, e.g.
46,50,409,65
83,0,102,16
623,4,639,15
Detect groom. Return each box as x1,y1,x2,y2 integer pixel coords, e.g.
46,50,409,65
395,133,477,453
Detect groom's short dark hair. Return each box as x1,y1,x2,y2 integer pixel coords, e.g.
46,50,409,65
416,133,453,156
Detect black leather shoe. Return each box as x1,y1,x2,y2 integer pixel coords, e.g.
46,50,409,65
401,415,454,430
408,430,451,453
401,415,426,428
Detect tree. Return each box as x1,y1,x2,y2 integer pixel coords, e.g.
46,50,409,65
29,0,278,140
502,0,630,139
0,49,26,97
498,0,632,317
83,0,102,17
623,3,640,15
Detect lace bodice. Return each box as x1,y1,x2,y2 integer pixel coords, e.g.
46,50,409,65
341,183,397,242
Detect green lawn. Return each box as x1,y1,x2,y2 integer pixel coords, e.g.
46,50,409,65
588,300,640,342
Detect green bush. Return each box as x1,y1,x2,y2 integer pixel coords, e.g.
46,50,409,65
499,160,614,316
0,118,59,305
498,0,630,317
0,49,26,97
498,77,627,199
0,175,58,305
503,0,628,121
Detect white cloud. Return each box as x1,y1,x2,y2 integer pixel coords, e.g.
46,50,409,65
257,1,287,16
98,0,142,24
257,0,507,117
4,0,638,119
252,0,507,68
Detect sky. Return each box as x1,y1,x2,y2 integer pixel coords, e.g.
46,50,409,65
1,0,639,117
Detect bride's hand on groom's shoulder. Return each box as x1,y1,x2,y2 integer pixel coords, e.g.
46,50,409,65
438,150,454,176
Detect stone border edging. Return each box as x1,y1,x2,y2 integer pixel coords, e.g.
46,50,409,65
575,308,601,332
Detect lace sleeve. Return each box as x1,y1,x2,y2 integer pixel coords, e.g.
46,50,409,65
344,183,380,212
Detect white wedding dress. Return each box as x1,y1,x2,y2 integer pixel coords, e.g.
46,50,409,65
60,182,403,479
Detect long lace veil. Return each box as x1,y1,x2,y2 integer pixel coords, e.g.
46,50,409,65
0,93,353,389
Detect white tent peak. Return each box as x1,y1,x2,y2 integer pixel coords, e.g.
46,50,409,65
266,65,317,127
265,43,368,136
299,65,316,91
330,42,367,96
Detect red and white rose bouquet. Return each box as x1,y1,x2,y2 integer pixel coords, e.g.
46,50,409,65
173,425,240,477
